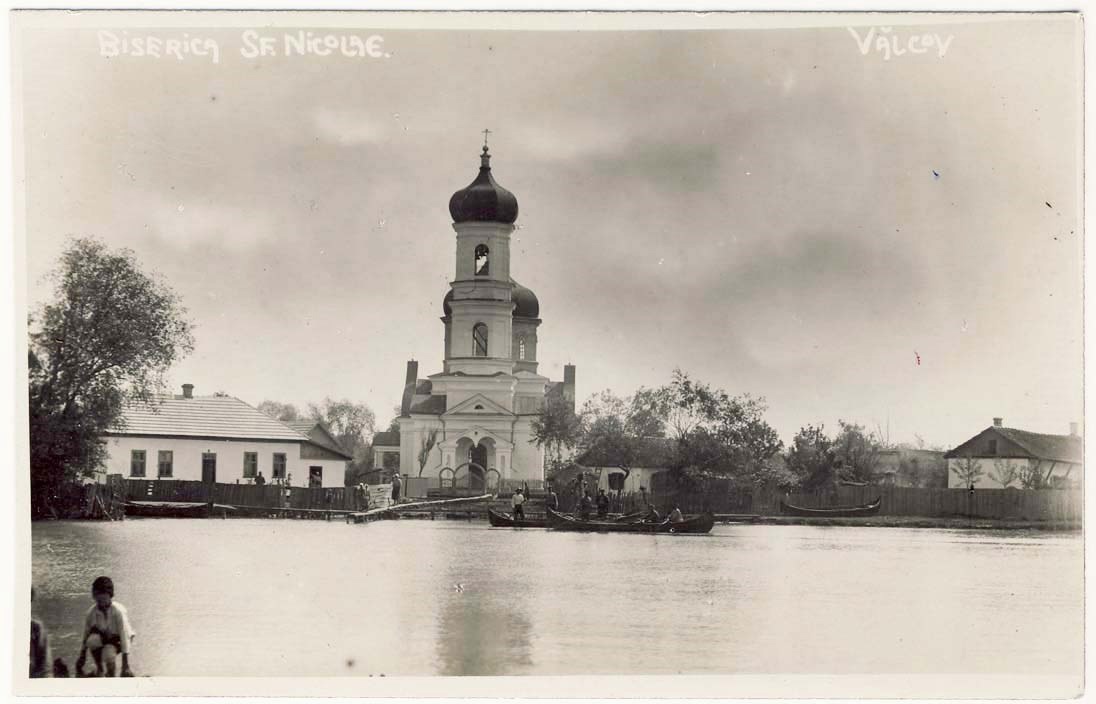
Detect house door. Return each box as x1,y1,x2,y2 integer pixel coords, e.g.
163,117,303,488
469,444,488,489
309,466,322,489
201,453,217,483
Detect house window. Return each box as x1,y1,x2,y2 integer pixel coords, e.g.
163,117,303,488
243,452,258,478
988,439,998,455
273,453,287,479
130,450,146,477
518,337,526,360
157,450,173,477
473,323,488,357
309,466,323,488
474,244,489,276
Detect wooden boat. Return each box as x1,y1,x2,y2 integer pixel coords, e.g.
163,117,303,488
546,508,714,534
124,501,235,518
487,507,548,528
779,497,882,518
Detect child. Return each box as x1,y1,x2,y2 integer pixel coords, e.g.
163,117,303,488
75,576,135,677
30,587,51,678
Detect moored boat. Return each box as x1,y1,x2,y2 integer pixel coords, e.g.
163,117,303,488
124,501,234,518
779,497,882,518
546,508,714,534
487,507,548,528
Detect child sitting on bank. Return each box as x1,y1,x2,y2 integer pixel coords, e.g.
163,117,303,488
75,576,135,677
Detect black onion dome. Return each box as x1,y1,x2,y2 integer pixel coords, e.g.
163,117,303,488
511,279,540,318
448,146,519,224
443,289,454,316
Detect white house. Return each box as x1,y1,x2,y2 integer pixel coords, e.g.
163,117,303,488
944,417,1082,489
102,385,351,488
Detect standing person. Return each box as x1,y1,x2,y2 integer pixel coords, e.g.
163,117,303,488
76,576,135,677
596,489,610,519
254,471,266,486
30,587,51,678
355,481,368,511
512,487,526,520
391,472,402,503
668,505,685,524
545,485,559,513
579,492,593,520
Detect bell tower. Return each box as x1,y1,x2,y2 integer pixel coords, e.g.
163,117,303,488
443,144,519,375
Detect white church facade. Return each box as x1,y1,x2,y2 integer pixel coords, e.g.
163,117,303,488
396,144,575,487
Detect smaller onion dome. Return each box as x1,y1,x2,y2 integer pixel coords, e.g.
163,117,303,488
448,146,519,224
511,279,540,318
443,289,454,316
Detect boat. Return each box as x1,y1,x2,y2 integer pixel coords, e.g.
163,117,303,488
779,497,882,518
124,501,235,518
487,507,548,528
546,508,714,534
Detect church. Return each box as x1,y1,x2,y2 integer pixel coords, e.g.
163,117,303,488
395,143,575,487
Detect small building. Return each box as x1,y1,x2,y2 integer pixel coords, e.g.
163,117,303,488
943,417,1082,489
371,431,401,472
102,385,351,488
573,437,675,495
875,448,948,488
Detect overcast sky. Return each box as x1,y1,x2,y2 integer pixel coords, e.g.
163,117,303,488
16,13,1082,449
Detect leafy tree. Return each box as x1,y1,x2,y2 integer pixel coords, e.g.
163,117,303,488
898,457,925,488
530,394,584,472
579,389,665,483
257,400,300,421
306,397,375,463
1018,459,1048,490
786,424,836,491
29,238,194,515
989,458,1020,488
950,456,984,488
831,420,882,484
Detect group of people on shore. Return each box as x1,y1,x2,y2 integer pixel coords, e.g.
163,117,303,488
31,576,136,678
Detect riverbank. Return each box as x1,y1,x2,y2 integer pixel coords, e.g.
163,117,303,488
717,513,1081,531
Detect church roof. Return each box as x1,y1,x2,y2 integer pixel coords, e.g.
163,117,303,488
372,431,401,448
408,395,448,415
442,278,539,319
448,146,519,224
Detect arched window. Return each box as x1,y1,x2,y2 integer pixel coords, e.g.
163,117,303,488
518,337,526,360
474,244,490,276
472,323,488,357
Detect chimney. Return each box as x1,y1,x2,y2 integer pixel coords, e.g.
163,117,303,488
182,383,194,399
399,360,419,416
563,364,576,407
1069,422,1078,437
993,417,1003,428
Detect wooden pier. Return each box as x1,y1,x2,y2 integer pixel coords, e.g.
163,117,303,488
346,494,493,523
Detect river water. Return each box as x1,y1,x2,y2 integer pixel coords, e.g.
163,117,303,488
30,519,1082,678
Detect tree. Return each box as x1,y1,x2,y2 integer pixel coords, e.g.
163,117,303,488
831,421,882,485
578,389,665,483
257,400,300,421
29,238,194,515
989,458,1020,488
950,456,984,488
1018,459,1047,490
530,395,584,473
306,397,375,463
417,428,439,477
786,424,836,491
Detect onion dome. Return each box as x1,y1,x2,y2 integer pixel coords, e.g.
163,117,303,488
443,289,454,316
511,279,540,318
448,146,519,224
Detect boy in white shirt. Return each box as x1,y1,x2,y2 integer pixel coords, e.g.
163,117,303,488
76,576,135,677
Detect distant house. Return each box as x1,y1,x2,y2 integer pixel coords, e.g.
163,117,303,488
875,448,947,488
102,384,351,488
371,431,401,473
574,437,675,494
944,417,1082,489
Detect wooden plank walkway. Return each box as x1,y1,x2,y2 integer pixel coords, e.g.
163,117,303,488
347,494,493,523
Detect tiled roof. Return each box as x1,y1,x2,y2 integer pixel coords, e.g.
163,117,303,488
996,428,1082,463
107,395,310,441
284,420,353,458
409,395,448,415
372,431,401,447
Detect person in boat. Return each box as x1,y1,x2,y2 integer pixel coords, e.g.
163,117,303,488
30,586,51,678
579,492,593,520
545,485,559,513
76,576,135,678
644,505,662,523
511,487,526,520
595,489,610,518
667,505,685,524
254,471,266,486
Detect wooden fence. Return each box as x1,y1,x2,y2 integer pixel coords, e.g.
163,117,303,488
557,484,1082,522
124,479,393,512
